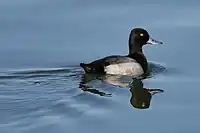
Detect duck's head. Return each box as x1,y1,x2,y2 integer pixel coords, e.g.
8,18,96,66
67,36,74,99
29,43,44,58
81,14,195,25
128,28,163,54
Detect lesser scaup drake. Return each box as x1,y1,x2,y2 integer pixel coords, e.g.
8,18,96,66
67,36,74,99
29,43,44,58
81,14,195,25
80,28,163,77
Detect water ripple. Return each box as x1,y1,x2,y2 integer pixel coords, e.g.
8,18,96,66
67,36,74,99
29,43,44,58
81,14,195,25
0,62,166,132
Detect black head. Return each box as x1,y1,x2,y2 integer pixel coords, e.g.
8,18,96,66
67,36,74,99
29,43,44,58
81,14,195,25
128,28,163,54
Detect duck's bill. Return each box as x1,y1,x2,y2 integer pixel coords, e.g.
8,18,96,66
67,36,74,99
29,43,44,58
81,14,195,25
147,37,163,44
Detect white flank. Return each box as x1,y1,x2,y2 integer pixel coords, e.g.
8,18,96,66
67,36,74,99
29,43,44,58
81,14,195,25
104,62,144,76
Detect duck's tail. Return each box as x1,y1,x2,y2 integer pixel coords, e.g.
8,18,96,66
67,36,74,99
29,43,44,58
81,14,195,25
80,63,92,73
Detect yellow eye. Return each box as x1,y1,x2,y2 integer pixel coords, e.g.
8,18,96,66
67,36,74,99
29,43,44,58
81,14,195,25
140,33,144,36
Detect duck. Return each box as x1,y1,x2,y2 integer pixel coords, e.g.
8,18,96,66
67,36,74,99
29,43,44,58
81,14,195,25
80,28,163,77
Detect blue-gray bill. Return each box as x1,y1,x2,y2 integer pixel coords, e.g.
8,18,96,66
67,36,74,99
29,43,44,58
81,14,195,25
147,37,163,44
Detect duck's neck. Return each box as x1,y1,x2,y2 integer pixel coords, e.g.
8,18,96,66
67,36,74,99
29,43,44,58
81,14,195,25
129,43,143,54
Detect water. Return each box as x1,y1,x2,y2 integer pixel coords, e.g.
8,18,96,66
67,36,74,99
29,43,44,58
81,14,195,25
0,0,200,133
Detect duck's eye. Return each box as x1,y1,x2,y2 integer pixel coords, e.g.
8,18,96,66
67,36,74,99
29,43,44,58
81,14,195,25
140,33,144,37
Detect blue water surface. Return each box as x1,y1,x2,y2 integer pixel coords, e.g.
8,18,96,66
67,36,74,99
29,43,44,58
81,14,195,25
0,0,200,133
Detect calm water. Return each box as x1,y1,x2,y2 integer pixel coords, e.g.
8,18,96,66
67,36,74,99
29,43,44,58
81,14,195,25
1,0,200,133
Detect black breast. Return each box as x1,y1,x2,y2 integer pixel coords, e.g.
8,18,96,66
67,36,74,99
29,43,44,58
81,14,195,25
127,53,148,73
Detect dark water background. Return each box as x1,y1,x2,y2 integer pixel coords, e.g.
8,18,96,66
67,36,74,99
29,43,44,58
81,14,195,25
0,0,200,133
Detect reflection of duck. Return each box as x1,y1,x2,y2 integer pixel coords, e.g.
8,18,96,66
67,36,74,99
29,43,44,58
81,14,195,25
79,73,164,109
79,73,112,97
79,73,133,96
129,79,163,109
79,74,164,109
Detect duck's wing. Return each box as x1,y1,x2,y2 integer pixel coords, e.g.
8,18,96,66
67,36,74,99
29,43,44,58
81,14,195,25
80,55,136,73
